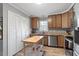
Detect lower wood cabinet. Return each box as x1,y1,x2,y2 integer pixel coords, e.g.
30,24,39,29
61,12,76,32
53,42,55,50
57,35,65,48
43,36,48,46
40,35,65,48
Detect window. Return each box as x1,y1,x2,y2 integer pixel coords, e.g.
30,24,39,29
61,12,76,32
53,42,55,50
39,20,48,31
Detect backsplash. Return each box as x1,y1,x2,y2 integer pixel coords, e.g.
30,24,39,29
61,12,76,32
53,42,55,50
48,29,66,33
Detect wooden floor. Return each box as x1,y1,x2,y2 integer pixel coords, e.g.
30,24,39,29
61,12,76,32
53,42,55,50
43,46,65,56
15,46,65,56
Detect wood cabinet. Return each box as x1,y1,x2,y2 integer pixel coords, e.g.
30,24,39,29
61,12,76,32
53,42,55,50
68,9,74,28
62,9,73,28
57,35,64,48
31,17,38,29
55,14,62,28
48,9,73,29
62,12,69,28
48,16,52,28
48,15,56,29
52,16,56,28
43,36,48,46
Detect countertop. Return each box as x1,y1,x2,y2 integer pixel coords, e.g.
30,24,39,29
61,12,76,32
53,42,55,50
31,32,73,37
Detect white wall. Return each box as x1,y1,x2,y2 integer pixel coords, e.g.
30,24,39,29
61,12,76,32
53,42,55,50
73,3,79,56
0,3,3,56
3,4,31,56
74,3,79,27
8,10,31,56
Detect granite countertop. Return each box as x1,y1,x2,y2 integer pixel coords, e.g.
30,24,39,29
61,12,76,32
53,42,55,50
31,32,73,37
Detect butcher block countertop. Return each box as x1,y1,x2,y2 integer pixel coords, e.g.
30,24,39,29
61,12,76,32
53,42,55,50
22,36,43,43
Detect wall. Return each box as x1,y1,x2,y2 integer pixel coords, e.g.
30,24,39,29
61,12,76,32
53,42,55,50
3,3,31,56
0,3,3,17
0,40,3,56
73,3,79,55
73,3,79,27
0,3,3,56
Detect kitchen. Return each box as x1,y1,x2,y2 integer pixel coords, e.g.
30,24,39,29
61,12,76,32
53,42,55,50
0,3,79,56
30,8,74,56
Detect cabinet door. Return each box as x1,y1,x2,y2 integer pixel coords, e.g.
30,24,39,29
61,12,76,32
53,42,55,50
31,17,38,29
52,16,56,28
56,14,62,28
48,16,53,28
57,35,64,48
68,9,73,28
62,12,68,28
48,15,56,29
43,36,48,46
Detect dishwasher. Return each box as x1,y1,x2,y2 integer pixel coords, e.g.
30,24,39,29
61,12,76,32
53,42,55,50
48,36,57,47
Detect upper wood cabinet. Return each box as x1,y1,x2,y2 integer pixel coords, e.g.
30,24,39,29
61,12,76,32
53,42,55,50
62,9,73,28
48,15,56,29
31,17,39,29
48,9,73,29
68,9,74,28
48,16,52,28
55,14,62,28
52,16,56,28
62,12,69,28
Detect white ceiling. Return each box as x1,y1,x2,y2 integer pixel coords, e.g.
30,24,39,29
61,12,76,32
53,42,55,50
10,3,74,17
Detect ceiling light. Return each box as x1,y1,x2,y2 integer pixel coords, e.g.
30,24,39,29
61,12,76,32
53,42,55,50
34,1,44,4
35,2,43,4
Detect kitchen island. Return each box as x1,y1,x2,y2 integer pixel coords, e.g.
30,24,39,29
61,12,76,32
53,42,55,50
22,36,44,56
